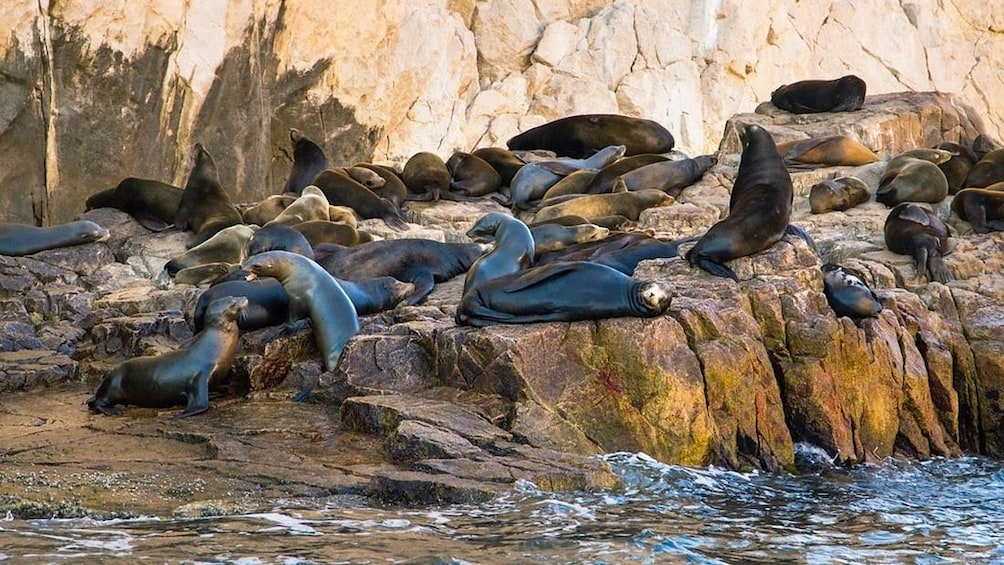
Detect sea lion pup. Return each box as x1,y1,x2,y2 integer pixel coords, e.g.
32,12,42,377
951,185,1004,233
85,177,182,230
266,185,330,226
809,176,871,213
935,142,979,194
963,148,1004,188
616,154,718,197
402,151,477,202
293,220,372,247
875,150,951,207
447,151,503,198
246,223,314,259
283,128,330,194
821,263,882,319
769,75,867,114
462,212,535,295
310,168,409,231
353,163,409,210
508,145,627,210
686,124,793,281
776,135,880,168
532,188,674,224
313,239,486,306
242,195,297,225
174,143,244,247
506,114,675,158
86,295,248,418
471,147,526,186
883,203,954,283
0,220,109,256
163,224,258,276
455,261,673,327
241,251,360,380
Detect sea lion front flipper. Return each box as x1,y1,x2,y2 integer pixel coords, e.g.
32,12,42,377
382,208,411,232
86,396,122,416
785,223,819,255
690,256,740,282
404,272,436,306
175,382,210,419
898,205,934,226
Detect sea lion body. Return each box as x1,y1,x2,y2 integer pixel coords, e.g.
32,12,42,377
0,221,109,256
164,224,258,276
770,75,867,114
314,239,486,305
402,152,469,202
174,144,244,246
876,154,949,207
883,203,953,283
579,154,671,195
293,220,372,247
510,145,626,209
241,251,359,371
87,295,247,418
935,142,979,195
283,128,329,194
539,169,599,201
591,236,699,275
246,223,314,259
311,168,408,231
686,124,793,281
471,147,526,187
777,136,880,167
354,163,408,210
507,114,675,158
951,186,1004,233
821,263,882,318
809,177,871,213
242,195,297,225
447,151,503,197
617,155,717,197
266,185,330,226
85,178,182,230
963,148,1004,188
529,222,609,254
463,212,535,295
455,261,673,326
532,189,674,224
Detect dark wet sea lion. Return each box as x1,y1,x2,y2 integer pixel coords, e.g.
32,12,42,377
455,261,673,326
686,124,793,281
883,203,953,283
591,235,700,275
447,151,503,197
532,189,674,224
87,295,247,418
85,178,182,230
313,239,486,305
935,142,979,195
283,128,329,194
507,114,675,158
963,148,1004,188
951,186,1004,233
769,75,867,114
776,136,880,168
241,250,359,372
310,168,409,231
353,163,409,210
821,263,882,319
174,143,244,246
0,220,109,256
246,223,314,259
471,147,526,186
809,177,871,213
463,212,535,295
293,220,372,247
164,224,257,276
534,231,655,265
242,195,297,225
617,155,717,197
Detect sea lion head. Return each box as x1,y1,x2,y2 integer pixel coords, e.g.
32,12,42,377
241,250,298,282
636,280,673,314
466,212,510,242
204,295,250,328
73,220,111,244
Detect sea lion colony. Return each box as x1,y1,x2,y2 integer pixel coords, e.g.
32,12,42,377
3,75,1001,417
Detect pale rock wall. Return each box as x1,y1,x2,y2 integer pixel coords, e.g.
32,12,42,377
1,0,1001,224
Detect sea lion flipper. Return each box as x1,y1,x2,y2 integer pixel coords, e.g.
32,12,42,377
898,205,934,226
785,224,819,255
175,384,210,419
691,256,740,282
499,262,581,293
404,272,436,305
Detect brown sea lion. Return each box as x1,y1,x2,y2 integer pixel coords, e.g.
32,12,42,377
353,163,408,210
934,142,979,195
164,224,258,276
963,148,1004,188
310,168,408,231
540,169,600,201
951,185,1004,233
174,143,244,246
506,114,675,158
471,147,526,187
529,222,609,254
579,153,671,195
402,152,475,202
770,75,867,114
532,189,674,224
509,145,627,210
883,203,954,283
293,220,372,247
241,195,297,225
85,178,182,231
283,128,329,194
616,155,717,197
809,176,871,213
446,151,503,198
86,295,247,418
266,185,330,226
0,220,110,256
876,152,950,207
776,136,880,168
686,124,793,281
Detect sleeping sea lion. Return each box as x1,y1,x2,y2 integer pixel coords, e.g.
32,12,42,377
85,178,182,231
507,114,675,158
883,203,954,283
809,177,871,213
0,220,109,256
776,135,880,168
950,185,1004,233
770,75,867,114
310,168,408,231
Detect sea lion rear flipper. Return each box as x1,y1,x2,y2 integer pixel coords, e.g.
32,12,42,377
457,304,518,326
134,214,173,232
404,272,436,306
785,224,819,255
175,385,210,419
927,254,952,284
899,205,934,226
383,211,411,232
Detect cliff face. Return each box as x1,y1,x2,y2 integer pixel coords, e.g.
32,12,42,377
2,1,1002,224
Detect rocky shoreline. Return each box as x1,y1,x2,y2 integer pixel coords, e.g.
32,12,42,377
1,92,1002,518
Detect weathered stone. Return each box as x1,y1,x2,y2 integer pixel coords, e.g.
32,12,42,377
387,419,485,462
340,394,514,447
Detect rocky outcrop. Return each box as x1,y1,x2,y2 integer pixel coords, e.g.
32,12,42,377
1,1,1002,224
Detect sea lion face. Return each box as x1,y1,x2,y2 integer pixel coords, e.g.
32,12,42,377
637,281,673,313
204,295,250,325
242,251,291,281
74,221,111,244
345,166,386,189
466,212,508,242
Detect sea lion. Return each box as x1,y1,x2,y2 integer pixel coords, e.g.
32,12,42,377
447,151,503,197
529,222,609,254
402,151,474,202
591,235,700,275
266,185,330,226
876,153,949,207
241,251,360,374
821,263,882,318
85,177,182,230
507,114,675,158
283,128,329,194
471,147,526,186
86,295,248,418
174,144,244,246
310,168,409,231
246,223,314,259
776,135,880,168
950,186,1004,233
616,155,717,197
164,224,258,276
313,239,486,305
808,177,871,213
534,231,655,265
686,124,793,281
532,189,674,224
327,205,358,227
579,154,671,195
455,261,673,326
293,220,372,247
509,145,626,210
963,148,1004,188
540,169,601,201
462,212,535,295
353,163,409,210
242,195,297,225
883,203,954,283
935,142,979,194
0,220,109,256
769,75,867,114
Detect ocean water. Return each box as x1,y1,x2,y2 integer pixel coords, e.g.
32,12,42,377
2,445,1003,564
